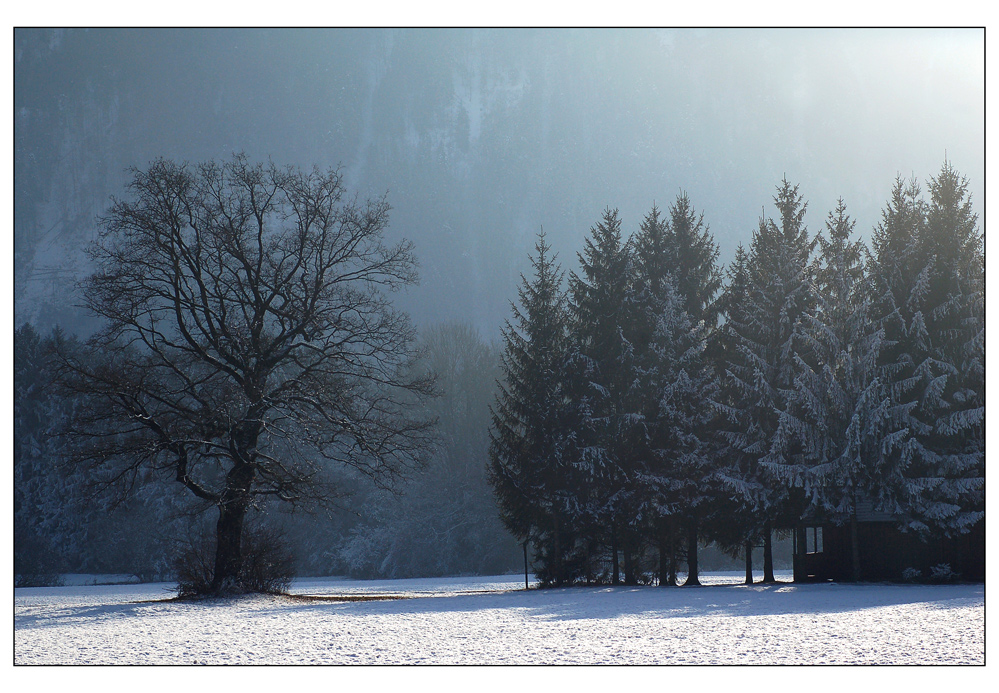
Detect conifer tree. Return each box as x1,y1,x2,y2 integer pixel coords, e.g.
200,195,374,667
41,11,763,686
567,208,633,583
631,278,718,586
629,195,722,586
488,232,578,585
914,162,984,533
14,324,67,579
663,192,724,327
717,179,815,582
628,204,678,584
869,163,984,537
629,204,671,359
763,200,904,580
867,176,926,513
713,244,768,583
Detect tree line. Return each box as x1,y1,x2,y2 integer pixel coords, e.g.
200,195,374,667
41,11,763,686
15,318,520,586
13,156,983,592
488,162,983,586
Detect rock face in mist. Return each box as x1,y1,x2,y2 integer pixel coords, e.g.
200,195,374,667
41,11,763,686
14,29,984,336
15,29,566,334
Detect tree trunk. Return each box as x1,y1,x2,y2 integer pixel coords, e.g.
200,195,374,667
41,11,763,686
585,538,593,586
523,540,530,590
850,511,861,583
659,539,669,587
212,502,246,592
611,522,620,585
744,539,754,584
211,451,256,593
684,519,700,586
762,521,776,583
667,519,678,586
553,514,562,586
623,538,637,586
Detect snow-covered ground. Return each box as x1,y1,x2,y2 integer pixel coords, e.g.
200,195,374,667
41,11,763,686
14,571,983,665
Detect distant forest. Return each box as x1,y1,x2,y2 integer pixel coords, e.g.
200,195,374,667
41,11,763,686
14,162,982,587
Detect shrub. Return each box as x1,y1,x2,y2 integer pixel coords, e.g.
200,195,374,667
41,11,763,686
173,524,296,597
14,523,65,587
928,563,960,583
173,531,216,597
14,572,65,588
239,525,296,594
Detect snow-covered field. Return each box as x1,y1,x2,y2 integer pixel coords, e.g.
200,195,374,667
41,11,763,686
14,571,983,665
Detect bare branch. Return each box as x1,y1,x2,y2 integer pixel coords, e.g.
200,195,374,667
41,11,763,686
57,154,436,530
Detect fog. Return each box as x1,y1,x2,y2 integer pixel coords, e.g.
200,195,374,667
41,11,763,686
14,28,983,337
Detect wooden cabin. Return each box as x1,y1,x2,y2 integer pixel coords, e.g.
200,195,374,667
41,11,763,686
792,501,984,583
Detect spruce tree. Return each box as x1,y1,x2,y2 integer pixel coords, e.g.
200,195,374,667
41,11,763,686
629,195,722,586
663,192,724,327
488,232,578,585
713,244,768,583
915,162,984,533
717,179,815,582
629,204,671,360
763,200,905,580
869,163,984,537
628,203,678,584
631,277,718,587
567,208,633,584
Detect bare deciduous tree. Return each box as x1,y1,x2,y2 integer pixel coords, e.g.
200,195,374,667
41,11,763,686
56,155,435,594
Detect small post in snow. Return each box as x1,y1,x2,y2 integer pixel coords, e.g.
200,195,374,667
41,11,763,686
523,540,529,590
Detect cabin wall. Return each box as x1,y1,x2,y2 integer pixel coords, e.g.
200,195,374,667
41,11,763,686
805,521,984,582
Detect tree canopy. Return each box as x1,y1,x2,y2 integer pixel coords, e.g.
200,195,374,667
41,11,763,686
55,155,436,593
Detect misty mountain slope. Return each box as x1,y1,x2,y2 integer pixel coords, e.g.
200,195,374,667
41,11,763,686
15,29,983,337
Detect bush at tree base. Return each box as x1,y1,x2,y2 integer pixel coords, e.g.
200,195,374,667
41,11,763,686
173,525,296,597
